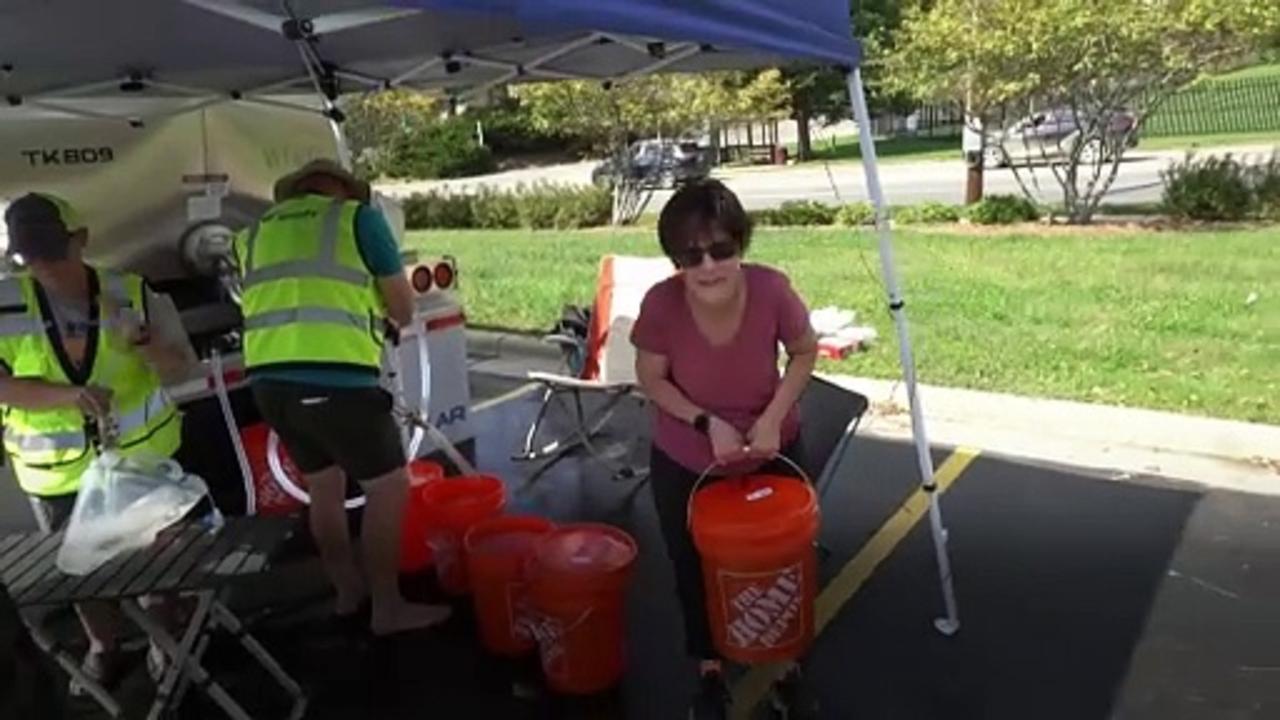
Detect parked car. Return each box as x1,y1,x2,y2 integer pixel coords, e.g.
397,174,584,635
592,139,711,189
982,108,1139,168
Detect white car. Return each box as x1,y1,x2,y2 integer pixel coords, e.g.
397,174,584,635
983,108,1140,168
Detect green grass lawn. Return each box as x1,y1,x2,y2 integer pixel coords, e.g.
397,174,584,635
1137,63,1280,137
786,134,961,164
410,226,1280,425
1139,130,1280,151
1206,62,1280,82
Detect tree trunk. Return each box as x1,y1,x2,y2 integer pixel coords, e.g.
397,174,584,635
794,107,813,161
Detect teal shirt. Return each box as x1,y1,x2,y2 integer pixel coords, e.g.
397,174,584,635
251,203,404,388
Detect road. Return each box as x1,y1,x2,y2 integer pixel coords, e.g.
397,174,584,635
377,143,1279,211
714,150,1172,209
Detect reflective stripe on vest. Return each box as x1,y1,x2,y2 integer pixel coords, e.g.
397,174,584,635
243,306,371,332
0,314,44,338
116,387,175,436
4,388,176,460
241,200,367,288
243,260,368,288
0,279,25,308
4,428,86,454
2,385,168,456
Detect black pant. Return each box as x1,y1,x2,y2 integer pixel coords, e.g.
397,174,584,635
649,441,806,660
251,381,406,482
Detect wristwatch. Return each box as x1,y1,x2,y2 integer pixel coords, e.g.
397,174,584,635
692,412,711,435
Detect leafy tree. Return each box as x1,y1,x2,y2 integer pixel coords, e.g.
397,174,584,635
784,0,916,160
781,68,848,160
886,0,1280,222
341,89,442,179
516,72,787,224
514,71,786,153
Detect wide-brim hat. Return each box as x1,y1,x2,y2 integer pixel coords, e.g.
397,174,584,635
272,158,371,204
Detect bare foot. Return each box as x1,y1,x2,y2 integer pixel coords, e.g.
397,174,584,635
370,602,452,636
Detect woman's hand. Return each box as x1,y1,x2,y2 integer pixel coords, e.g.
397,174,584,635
746,414,782,459
708,416,748,464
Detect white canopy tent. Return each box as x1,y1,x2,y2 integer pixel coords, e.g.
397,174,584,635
0,0,960,636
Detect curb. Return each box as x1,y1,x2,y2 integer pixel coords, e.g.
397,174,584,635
461,329,1279,493
824,374,1280,495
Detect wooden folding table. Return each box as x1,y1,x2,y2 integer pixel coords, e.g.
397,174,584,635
0,515,307,719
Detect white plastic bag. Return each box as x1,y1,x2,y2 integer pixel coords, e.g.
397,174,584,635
55,451,214,576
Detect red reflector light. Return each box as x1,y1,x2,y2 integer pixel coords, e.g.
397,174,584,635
411,265,433,293
433,262,455,290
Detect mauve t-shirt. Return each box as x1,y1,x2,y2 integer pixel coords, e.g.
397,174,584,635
630,263,811,474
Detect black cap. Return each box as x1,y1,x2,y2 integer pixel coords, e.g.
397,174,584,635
3,193,84,260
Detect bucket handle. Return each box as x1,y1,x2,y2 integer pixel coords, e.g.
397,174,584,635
685,453,811,531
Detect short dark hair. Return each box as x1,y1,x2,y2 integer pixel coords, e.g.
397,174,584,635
657,179,752,261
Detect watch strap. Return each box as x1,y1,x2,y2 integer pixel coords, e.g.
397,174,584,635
693,412,710,435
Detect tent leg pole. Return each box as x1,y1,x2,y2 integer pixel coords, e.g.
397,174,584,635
845,68,961,636
328,119,353,169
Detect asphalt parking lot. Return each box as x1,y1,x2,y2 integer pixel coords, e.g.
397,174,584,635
5,372,1277,719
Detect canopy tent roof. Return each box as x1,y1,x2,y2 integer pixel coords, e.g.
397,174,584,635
0,0,858,121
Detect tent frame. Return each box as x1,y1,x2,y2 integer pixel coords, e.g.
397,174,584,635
226,2,965,639
846,68,960,635
7,1,961,638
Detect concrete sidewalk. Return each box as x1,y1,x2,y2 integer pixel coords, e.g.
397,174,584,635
822,375,1280,496
466,328,1280,496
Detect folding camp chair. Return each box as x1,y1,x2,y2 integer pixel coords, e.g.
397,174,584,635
796,376,870,558
513,255,673,480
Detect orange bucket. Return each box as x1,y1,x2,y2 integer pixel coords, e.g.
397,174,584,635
240,423,306,516
526,523,637,695
400,460,446,572
464,515,556,657
420,475,506,594
691,474,819,665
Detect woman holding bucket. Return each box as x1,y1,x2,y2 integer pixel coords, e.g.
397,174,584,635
631,179,820,720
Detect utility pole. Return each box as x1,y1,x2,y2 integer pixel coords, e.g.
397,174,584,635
963,115,984,203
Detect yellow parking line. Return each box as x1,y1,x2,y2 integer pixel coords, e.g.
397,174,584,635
730,446,982,718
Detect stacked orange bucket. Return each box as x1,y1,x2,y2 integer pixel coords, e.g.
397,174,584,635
399,462,639,696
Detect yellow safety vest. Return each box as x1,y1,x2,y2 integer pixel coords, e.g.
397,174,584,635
235,194,384,374
0,271,181,496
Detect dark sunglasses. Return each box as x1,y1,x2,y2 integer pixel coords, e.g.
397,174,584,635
674,241,738,269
